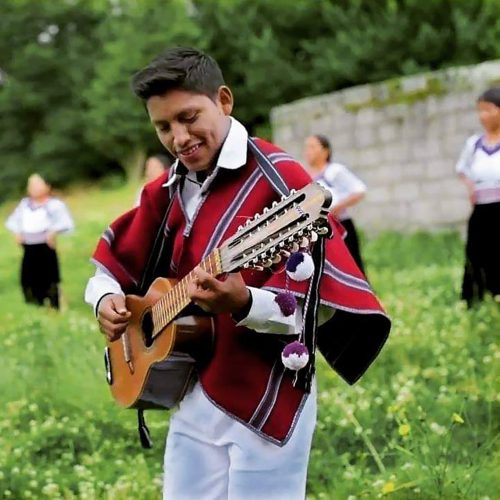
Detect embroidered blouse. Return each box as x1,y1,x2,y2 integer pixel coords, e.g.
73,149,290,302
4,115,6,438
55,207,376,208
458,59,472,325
315,163,367,220
6,197,74,244
456,134,500,204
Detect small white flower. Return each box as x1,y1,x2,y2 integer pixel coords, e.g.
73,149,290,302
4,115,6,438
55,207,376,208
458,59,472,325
429,422,447,436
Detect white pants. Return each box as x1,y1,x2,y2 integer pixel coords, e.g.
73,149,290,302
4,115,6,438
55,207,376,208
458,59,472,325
163,382,317,500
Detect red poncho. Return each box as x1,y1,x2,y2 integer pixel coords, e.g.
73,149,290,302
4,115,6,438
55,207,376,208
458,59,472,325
92,138,391,445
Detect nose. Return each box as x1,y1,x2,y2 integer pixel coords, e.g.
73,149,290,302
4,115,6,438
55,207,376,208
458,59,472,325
171,123,191,151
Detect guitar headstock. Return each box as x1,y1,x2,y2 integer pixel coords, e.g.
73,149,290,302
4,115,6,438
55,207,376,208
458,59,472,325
219,182,332,272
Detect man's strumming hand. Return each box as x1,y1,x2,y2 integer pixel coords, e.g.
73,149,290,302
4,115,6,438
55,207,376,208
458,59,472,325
188,267,251,316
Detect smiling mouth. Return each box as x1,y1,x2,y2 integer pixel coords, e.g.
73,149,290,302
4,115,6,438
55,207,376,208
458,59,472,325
178,143,202,157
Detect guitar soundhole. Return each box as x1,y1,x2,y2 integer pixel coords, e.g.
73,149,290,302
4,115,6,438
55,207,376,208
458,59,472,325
141,310,154,348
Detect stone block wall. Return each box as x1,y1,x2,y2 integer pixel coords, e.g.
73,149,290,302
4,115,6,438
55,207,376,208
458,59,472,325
270,60,500,233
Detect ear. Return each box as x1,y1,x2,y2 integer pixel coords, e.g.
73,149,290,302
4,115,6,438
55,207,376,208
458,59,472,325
217,86,233,115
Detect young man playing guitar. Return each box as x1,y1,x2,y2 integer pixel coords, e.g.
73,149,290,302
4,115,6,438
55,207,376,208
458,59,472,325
85,47,390,499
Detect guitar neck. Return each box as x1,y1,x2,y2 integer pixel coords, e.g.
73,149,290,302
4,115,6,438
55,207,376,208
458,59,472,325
148,183,332,338
151,249,222,336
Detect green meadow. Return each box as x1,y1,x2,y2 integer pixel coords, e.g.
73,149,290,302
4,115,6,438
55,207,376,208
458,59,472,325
0,183,498,499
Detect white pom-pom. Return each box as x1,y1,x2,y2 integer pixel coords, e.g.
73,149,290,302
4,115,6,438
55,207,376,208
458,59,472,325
286,251,315,282
281,341,310,370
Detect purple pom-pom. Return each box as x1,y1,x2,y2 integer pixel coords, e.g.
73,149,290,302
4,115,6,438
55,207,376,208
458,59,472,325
275,292,297,317
281,341,309,370
286,251,304,272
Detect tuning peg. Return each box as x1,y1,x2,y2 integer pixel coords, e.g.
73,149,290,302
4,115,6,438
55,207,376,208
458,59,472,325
272,254,282,264
317,226,329,235
297,230,304,237
263,207,269,213
272,201,278,207
262,259,273,268
243,263,250,269
300,237,309,248
290,189,296,194
291,242,300,252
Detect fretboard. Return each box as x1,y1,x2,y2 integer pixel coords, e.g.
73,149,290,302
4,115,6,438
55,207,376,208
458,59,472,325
151,249,222,337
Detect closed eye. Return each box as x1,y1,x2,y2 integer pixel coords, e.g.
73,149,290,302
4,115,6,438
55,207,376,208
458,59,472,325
157,123,170,133
182,113,198,124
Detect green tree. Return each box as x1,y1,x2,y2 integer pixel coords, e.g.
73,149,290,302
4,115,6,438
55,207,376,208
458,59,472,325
1,0,499,200
0,0,111,199
83,0,199,181
194,0,500,134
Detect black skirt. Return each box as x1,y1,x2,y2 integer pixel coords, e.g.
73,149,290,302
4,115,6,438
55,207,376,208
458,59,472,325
341,218,366,276
21,243,60,308
461,201,500,305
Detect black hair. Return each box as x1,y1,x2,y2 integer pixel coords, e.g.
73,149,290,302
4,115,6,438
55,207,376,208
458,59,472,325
131,47,225,101
313,134,332,162
478,87,500,108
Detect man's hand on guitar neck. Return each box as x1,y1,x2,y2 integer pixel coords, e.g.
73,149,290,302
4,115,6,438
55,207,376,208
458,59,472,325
97,294,131,342
188,267,251,318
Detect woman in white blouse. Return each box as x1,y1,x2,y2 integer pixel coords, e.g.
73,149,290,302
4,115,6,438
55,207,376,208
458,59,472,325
304,134,367,274
456,87,500,306
5,174,74,309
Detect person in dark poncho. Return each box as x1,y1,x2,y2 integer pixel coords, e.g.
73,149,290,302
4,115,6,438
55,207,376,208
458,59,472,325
456,87,500,306
6,174,74,309
85,47,390,499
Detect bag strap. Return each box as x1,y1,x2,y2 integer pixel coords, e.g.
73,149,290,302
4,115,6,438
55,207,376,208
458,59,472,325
136,181,177,449
138,187,177,295
247,137,290,197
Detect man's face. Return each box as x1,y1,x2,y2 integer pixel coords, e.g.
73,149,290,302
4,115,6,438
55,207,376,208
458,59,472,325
478,100,500,132
147,87,233,172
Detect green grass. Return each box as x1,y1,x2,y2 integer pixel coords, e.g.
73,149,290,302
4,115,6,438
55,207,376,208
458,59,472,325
0,184,498,499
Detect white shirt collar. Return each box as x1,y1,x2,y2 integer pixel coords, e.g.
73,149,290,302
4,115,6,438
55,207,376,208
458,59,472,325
163,117,248,187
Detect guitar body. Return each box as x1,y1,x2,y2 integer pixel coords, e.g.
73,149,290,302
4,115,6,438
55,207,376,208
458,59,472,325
105,277,214,409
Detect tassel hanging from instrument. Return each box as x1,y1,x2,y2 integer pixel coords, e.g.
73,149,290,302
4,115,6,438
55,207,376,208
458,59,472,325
274,291,297,316
286,251,315,282
281,340,310,370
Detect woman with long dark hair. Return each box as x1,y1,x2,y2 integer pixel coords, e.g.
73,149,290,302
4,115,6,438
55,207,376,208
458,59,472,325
304,134,367,275
456,88,500,306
